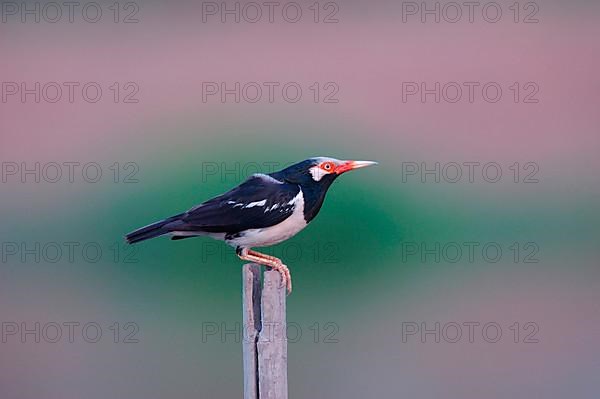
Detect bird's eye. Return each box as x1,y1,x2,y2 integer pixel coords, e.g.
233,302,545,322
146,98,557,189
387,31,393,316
321,162,334,172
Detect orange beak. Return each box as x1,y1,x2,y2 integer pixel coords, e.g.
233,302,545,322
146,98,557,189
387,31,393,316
334,160,378,174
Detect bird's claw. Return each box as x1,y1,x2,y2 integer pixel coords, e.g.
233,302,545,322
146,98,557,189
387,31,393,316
270,262,292,295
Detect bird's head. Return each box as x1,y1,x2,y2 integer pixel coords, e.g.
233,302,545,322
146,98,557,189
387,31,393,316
276,157,378,187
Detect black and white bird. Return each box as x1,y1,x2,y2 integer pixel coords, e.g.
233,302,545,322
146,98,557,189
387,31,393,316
125,157,377,293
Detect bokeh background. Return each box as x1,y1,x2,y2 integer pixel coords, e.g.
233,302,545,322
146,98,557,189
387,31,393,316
1,0,599,398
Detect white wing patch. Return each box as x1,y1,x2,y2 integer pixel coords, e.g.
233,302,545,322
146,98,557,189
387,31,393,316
264,203,280,213
227,200,264,208
244,200,267,208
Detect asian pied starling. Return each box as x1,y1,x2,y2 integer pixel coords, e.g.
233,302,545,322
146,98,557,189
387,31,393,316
125,157,377,294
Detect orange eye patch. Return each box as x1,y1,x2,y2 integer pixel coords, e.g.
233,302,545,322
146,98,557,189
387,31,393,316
319,162,335,172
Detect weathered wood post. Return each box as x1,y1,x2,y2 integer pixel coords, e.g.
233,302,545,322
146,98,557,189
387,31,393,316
242,264,288,399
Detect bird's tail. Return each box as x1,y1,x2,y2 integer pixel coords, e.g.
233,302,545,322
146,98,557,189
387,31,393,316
125,214,184,244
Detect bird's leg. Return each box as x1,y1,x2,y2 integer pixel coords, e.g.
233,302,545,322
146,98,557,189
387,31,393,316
237,247,292,294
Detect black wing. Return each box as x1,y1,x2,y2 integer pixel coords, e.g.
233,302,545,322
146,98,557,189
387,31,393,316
170,174,300,234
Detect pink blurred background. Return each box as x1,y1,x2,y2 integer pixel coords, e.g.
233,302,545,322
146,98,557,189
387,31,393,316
1,1,599,398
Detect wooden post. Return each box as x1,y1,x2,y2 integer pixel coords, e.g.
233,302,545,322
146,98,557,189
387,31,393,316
242,264,288,399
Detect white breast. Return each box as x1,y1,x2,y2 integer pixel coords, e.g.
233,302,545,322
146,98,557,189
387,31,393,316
227,190,307,248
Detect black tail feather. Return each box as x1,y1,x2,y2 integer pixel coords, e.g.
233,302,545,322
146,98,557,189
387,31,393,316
125,214,183,244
